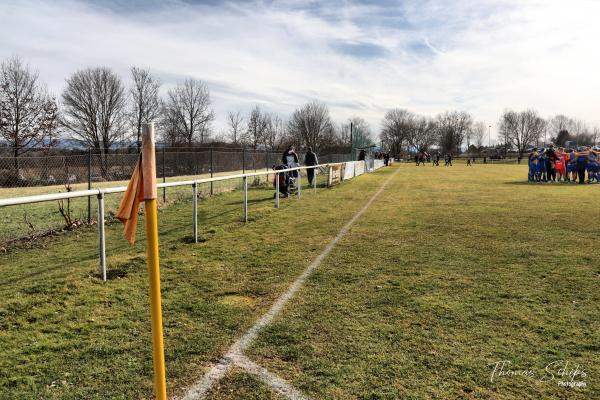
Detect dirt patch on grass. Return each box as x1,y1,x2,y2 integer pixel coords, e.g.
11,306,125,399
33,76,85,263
218,295,259,308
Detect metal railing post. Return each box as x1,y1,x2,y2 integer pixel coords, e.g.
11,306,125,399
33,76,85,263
313,168,317,193
265,150,270,186
162,147,166,203
297,169,301,199
87,148,92,224
210,146,214,196
97,192,106,281
192,182,198,243
275,173,279,208
242,147,246,174
243,176,248,222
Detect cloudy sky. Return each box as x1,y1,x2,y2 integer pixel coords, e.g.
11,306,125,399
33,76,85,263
1,0,599,140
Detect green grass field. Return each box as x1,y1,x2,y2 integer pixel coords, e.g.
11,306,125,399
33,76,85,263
0,164,598,399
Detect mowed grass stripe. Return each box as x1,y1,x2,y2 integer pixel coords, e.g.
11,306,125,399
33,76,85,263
0,166,394,399
244,164,600,400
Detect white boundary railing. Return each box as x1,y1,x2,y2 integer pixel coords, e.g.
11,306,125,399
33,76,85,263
0,162,365,281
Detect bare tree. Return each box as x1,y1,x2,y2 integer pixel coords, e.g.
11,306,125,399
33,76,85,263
62,67,127,154
341,117,371,146
244,105,269,149
129,67,160,150
287,101,334,151
226,111,244,145
162,78,214,145
337,117,372,155
380,108,413,156
0,56,59,178
264,114,284,149
471,121,487,148
569,119,594,145
406,116,437,152
158,99,179,147
548,115,574,137
437,111,472,154
499,109,545,158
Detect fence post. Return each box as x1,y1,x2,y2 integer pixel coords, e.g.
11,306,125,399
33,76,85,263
327,165,331,188
275,173,279,208
192,182,198,243
87,149,92,224
162,147,166,203
266,150,270,186
210,146,214,196
297,169,301,199
243,176,248,222
97,192,106,282
313,168,317,193
242,147,246,174
266,150,270,171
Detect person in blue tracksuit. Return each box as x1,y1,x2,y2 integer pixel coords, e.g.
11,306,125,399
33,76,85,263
536,149,546,182
528,148,538,182
567,149,578,182
575,147,589,184
587,148,597,183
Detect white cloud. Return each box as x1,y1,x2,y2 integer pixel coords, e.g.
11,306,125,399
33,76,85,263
1,0,599,140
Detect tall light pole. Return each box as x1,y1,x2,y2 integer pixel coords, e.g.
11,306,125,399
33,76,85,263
350,121,353,161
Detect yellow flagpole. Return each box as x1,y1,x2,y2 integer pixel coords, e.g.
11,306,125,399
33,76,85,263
142,123,167,400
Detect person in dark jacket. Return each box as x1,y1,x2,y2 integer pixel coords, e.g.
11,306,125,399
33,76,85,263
444,153,453,166
545,145,558,182
282,145,299,177
358,149,366,161
304,147,318,185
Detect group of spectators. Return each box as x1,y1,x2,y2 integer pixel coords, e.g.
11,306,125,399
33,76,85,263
374,152,391,166
281,146,393,187
416,151,454,167
528,144,600,184
280,145,319,185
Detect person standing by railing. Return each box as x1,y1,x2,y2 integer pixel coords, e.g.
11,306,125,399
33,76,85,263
304,147,318,185
282,145,299,178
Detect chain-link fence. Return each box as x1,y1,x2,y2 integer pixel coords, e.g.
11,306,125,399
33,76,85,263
0,147,349,188
0,147,350,246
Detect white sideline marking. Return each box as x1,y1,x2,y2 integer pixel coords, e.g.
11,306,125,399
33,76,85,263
181,168,399,399
236,354,311,400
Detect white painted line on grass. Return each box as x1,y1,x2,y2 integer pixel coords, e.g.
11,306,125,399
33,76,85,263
181,168,399,399
235,354,310,400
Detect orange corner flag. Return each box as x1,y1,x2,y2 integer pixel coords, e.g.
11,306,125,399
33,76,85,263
116,155,145,244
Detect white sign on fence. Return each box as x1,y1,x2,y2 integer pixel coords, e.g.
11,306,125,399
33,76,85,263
355,161,366,176
343,162,355,180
